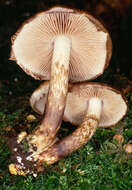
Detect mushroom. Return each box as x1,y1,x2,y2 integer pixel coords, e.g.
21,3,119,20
113,134,124,144
29,82,127,164
30,81,127,126
124,144,132,154
31,82,127,165
9,82,127,175
10,7,112,154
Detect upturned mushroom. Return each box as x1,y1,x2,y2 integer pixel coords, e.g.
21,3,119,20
34,82,127,165
9,82,127,175
30,81,127,127
10,7,112,155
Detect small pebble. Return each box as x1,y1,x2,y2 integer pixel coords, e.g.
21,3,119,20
13,148,18,152
9,91,12,95
124,144,132,154
9,164,17,175
33,173,37,177
113,134,124,144
26,124,31,128
5,126,12,132
17,131,27,143
14,77,18,82
26,114,36,122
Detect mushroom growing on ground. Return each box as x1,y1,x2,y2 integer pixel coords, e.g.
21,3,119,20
10,7,112,155
113,134,124,144
9,82,127,176
124,144,132,154
34,82,127,165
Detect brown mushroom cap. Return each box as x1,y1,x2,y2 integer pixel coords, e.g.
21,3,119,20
10,7,112,82
30,82,127,128
30,81,49,115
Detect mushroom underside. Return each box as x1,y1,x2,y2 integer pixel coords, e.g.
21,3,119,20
10,7,111,163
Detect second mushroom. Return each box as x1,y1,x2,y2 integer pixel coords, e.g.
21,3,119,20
31,82,127,165
9,82,127,175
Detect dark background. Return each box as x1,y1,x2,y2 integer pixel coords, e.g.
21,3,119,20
0,1,132,187
0,0,132,92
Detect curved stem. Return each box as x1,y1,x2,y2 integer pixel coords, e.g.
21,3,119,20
37,98,102,165
38,117,98,165
28,35,71,155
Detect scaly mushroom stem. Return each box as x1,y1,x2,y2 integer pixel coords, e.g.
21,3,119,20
28,35,71,155
36,98,102,165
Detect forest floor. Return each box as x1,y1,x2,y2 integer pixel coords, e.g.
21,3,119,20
0,1,132,189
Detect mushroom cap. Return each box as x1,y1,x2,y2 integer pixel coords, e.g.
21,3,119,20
30,81,49,115
65,82,127,127
10,6,112,82
30,82,127,128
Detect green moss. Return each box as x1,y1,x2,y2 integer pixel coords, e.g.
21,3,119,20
0,1,132,189
0,54,132,190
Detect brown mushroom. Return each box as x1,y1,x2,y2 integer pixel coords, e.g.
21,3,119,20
9,82,127,175
124,144,132,154
10,7,112,154
31,82,127,162
113,134,124,144
32,82,127,165
30,82,127,128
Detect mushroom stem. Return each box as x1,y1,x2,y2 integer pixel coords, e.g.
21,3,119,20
28,35,71,153
36,98,102,165
87,97,102,120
